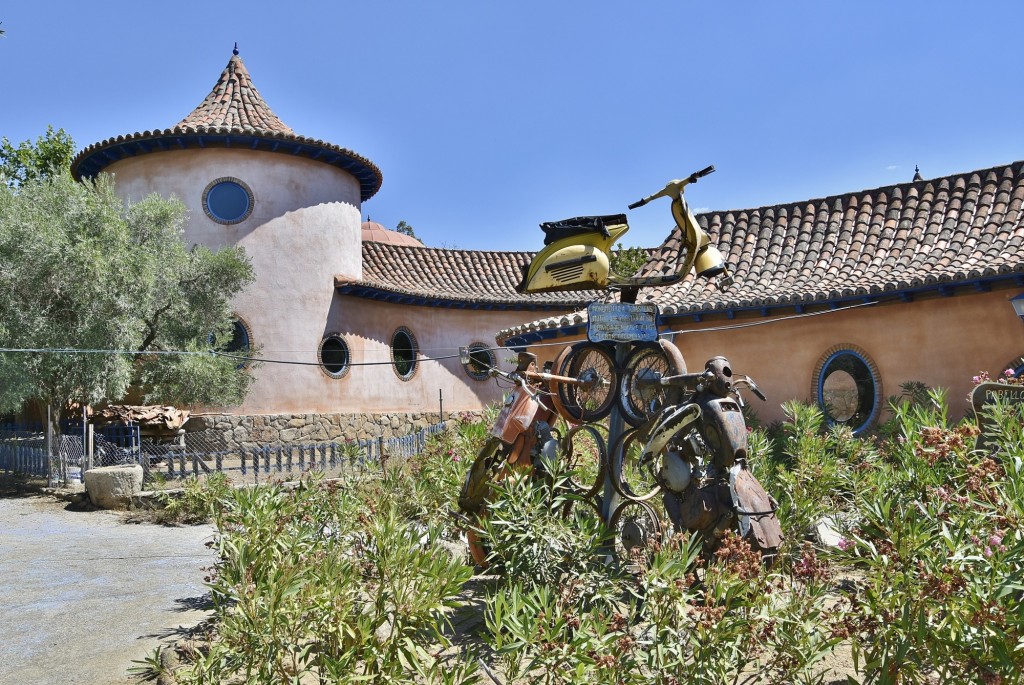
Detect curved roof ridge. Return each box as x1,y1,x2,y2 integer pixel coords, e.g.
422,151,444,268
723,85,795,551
703,161,1023,219
176,53,293,134
341,240,602,307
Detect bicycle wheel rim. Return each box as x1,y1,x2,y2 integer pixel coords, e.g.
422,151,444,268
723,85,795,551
614,428,662,502
609,499,663,568
561,423,607,499
618,341,686,427
547,344,577,423
556,342,618,423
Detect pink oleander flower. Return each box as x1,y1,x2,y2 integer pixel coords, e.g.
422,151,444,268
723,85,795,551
989,532,1003,547
452,454,460,462
837,538,853,551
984,546,993,558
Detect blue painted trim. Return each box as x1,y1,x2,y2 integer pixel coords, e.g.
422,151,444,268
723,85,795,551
75,132,382,202
816,349,876,435
502,272,1024,346
658,273,1024,325
336,284,583,312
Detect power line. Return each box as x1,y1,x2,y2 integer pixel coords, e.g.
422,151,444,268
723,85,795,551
0,347,465,368
0,302,875,363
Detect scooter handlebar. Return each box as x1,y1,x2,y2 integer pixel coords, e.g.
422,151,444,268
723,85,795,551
692,165,715,180
628,165,715,210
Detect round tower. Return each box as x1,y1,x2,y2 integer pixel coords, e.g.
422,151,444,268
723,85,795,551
71,49,383,414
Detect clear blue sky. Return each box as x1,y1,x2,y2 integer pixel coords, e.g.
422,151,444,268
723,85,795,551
3,1,1023,252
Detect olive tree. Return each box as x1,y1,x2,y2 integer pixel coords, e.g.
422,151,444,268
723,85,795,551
0,130,256,472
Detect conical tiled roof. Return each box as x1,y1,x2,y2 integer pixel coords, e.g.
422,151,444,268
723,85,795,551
71,50,383,201
176,53,293,134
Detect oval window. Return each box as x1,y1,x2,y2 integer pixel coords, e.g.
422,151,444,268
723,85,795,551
391,328,418,380
463,343,495,381
203,178,253,224
814,346,881,434
225,319,251,354
319,335,350,378
210,317,252,368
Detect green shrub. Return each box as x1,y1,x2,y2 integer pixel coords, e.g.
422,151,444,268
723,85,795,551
172,475,478,684
154,472,232,524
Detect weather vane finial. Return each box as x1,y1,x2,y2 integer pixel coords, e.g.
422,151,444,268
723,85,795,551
233,42,239,56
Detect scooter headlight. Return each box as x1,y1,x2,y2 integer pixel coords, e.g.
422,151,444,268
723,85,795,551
695,245,726,278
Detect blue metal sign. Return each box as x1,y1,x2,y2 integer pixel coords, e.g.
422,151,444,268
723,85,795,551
587,303,659,343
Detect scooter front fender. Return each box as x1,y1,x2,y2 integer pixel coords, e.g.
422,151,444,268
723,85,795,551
728,463,784,553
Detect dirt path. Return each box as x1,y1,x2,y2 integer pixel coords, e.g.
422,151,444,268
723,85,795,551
0,492,215,685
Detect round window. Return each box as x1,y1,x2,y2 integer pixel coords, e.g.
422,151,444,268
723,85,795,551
319,335,350,378
463,343,495,381
813,346,882,434
225,319,251,355
202,178,254,224
391,328,418,380
210,317,252,368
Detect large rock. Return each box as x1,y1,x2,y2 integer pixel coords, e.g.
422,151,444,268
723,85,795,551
84,465,144,509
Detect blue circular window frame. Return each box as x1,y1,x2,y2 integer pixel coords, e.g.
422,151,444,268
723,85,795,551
202,177,254,225
812,345,883,435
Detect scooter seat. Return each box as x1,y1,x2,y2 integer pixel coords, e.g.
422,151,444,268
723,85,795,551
539,214,627,246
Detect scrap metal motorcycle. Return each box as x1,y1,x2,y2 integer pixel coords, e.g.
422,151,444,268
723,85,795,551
614,352,784,559
456,349,612,565
462,166,782,564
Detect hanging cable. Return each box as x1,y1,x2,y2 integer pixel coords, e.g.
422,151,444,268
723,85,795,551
0,347,465,368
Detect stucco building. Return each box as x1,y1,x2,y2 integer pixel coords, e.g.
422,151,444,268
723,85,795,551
71,50,593,442
70,49,1023,440
500,164,1024,431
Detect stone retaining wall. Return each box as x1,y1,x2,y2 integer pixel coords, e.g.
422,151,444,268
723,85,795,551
187,411,484,450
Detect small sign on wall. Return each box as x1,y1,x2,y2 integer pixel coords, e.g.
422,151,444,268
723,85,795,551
970,381,1024,451
587,303,659,344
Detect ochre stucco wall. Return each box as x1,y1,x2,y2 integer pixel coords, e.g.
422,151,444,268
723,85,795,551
673,289,1024,424
536,288,1024,426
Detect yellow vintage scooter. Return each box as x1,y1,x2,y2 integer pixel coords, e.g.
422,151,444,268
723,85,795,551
516,165,731,294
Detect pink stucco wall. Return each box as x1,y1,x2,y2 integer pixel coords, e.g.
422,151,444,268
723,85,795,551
105,149,362,414
321,297,569,414
104,148,580,416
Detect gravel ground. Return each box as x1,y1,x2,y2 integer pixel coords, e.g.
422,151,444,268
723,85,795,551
0,491,215,685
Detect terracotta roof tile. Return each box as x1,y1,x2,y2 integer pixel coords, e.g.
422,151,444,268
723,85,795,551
498,161,1024,341
337,242,602,308
620,161,1024,318
71,52,383,201
176,54,293,134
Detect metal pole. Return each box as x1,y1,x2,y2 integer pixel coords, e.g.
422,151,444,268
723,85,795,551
601,342,631,526
439,389,444,423
46,405,55,486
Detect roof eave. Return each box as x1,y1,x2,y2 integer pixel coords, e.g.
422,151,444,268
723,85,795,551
335,282,590,311
498,272,1024,345
71,129,383,202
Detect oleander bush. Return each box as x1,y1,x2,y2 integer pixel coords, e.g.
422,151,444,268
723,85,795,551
144,381,1024,684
